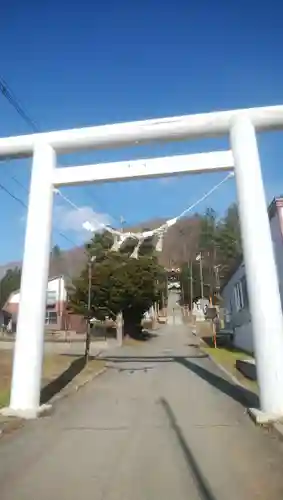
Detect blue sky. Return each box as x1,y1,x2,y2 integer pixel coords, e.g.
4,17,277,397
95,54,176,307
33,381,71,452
0,0,283,263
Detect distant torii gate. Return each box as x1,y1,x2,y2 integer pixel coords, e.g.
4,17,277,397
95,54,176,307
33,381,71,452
1,107,283,423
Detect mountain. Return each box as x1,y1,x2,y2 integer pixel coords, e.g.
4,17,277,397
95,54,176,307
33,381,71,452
0,216,202,279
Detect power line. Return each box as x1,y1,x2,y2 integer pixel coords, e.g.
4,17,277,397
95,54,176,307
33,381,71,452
0,176,81,249
0,161,80,249
0,78,40,132
0,76,89,248
2,177,89,253
55,230,82,248
0,75,116,223
0,181,26,208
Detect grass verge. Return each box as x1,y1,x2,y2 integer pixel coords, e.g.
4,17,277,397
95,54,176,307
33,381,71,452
201,342,258,394
0,350,105,436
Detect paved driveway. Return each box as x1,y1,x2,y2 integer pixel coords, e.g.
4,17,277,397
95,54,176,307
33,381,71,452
0,324,283,499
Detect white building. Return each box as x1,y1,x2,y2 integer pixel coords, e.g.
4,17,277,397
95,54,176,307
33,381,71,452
4,275,86,333
222,197,283,353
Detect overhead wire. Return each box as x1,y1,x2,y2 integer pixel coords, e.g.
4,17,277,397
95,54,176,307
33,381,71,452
0,166,89,249
0,176,82,250
0,78,40,133
0,181,27,208
0,76,90,248
0,75,122,235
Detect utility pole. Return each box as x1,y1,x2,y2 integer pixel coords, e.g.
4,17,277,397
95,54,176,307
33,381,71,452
189,260,193,311
196,253,204,298
85,255,96,361
180,231,187,305
120,216,125,233
214,265,220,295
118,216,125,336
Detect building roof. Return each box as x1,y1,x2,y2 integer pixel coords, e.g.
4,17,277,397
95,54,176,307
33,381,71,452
268,196,283,219
3,274,74,310
221,196,283,292
220,258,244,293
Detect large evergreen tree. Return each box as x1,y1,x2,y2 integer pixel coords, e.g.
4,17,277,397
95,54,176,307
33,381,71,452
0,267,22,309
69,231,166,337
179,203,242,306
217,203,242,266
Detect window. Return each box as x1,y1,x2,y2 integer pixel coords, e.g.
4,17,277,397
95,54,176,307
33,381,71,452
45,311,58,325
234,282,244,311
240,276,249,308
46,290,57,305
234,277,249,312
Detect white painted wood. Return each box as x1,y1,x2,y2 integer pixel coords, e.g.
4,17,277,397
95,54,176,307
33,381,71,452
53,151,234,187
9,144,56,413
230,116,283,415
0,105,282,159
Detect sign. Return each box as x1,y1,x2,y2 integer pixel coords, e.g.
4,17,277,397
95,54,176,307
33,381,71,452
205,307,217,320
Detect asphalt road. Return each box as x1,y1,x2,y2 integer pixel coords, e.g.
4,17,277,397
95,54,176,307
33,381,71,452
1,323,283,499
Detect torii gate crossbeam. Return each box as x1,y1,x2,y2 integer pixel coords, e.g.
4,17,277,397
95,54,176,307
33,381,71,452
1,106,283,423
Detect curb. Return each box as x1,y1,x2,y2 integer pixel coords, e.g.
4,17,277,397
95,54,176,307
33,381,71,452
198,339,257,407
48,348,107,405
198,338,253,390
198,340,283,440
0,365,108,439
50,366,108,405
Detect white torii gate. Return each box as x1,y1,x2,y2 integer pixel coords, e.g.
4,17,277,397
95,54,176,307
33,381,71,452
1,107,283,423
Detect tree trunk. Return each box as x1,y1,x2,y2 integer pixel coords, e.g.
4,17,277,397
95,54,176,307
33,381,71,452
122,309,143,338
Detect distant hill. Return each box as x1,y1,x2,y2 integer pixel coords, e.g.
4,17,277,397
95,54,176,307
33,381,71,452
0,216,202,279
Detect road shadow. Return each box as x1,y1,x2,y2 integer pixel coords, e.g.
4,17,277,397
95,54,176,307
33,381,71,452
40,356,86,404
100,354,208,363
176,357,259,409
100,352,259,409
160,398,218,500
124,330,159,341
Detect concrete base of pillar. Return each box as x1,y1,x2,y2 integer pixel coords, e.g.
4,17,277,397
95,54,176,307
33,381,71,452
236,358,257,380
248,407,283,425
0,403,52,420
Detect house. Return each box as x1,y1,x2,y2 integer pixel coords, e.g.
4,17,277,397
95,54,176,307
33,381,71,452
3,275,87,334
222,197,283,353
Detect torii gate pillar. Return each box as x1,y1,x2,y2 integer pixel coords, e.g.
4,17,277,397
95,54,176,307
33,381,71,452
2,144,55,418
230,116,283,422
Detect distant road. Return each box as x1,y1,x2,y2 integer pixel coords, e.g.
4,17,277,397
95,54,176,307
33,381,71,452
167,291,183,325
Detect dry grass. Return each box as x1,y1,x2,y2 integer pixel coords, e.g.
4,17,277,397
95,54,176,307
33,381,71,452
0,350,105,438
0,351,12,407
0,350,105,409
